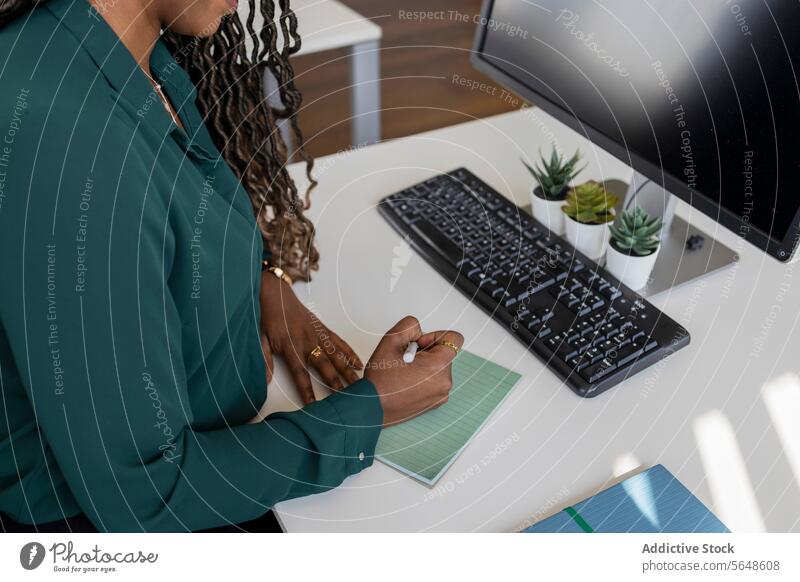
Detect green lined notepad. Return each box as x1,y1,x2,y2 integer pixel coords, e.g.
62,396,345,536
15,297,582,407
375,350,521,486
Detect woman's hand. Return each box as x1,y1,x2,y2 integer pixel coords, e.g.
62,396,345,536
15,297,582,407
365,316,464,426
260,272,363,405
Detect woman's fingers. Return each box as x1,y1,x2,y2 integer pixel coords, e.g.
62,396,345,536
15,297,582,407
417,331,434,349
260,333,274,384
418,329,464,352
311,354,344,391
328,329,364,370
417,330,464,366
286,353,316,405
328,345,360,384
383,316,423,351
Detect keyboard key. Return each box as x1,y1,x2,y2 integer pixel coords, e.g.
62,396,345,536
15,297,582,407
570,292,603,317
550,284,569,300
584,346,603,363
526,318,543,331
587,312,607,328
410,218,464,265
531,306,555,323
492,288,514,305
563,293,581,308
616,342,644,367
545,264,569,282
568,355,590,372
489,285,507,299
598,322,617,337
522,229,541,241
527,272,555,294
570,336,591,353
485,198,503,211
589,294,605,311
580,357,618,383
559,344,579,361
610,333,631,348
573,320,594,336
566,277,583,291
466,264,483,278
486,263,504,278
545,333,568,352
595,338,616,355
602,285,623,301
468,272,496,290
401,211,420,225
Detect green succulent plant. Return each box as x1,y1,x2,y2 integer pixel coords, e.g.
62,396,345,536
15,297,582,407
561,180,618,225
609,206,664,256
522,146,585,200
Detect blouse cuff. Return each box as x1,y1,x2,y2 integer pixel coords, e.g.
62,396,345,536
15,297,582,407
323,378,384,475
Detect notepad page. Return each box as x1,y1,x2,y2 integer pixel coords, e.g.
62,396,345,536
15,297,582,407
375,350,521,485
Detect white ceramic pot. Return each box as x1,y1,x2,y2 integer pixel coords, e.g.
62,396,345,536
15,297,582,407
529,186,566,235
564,216,609,260
605,242,660,291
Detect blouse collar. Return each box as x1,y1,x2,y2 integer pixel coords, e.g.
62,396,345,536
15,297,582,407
45,0,209,151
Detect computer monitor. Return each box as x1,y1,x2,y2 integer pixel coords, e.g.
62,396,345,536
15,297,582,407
471,0,800,290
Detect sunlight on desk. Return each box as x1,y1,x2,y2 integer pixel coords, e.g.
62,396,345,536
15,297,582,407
763,374,800,487
694,410,765,532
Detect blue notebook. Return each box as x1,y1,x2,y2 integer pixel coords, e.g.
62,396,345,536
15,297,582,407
522,465,728,533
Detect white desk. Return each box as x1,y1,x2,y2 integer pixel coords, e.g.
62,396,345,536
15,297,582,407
265,108,800,532
239,0,382,146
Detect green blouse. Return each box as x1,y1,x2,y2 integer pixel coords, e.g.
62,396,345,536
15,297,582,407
0,0,382,531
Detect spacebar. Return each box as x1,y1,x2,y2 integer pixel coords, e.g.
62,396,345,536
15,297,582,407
410,218,465,265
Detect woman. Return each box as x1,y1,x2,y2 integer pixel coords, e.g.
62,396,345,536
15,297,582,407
0,0,462,532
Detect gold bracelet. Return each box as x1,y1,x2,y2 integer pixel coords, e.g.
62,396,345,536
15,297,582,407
262,260,293,285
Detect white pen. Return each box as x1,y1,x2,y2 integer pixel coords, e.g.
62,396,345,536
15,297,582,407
403,341,419,364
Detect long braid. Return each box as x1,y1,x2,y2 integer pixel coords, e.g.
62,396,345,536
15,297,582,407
163,1,319,282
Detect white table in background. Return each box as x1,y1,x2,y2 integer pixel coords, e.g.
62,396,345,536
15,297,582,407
239,0,382,146
262,108,800,533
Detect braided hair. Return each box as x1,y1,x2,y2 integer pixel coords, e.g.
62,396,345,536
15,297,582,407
0,0,319,281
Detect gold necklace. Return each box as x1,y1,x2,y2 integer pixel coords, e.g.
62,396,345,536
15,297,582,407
141,68,181,128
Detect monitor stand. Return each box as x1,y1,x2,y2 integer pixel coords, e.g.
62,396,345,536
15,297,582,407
608,171,739,297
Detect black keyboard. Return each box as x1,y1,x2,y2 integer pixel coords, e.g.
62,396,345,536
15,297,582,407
378,168,689,398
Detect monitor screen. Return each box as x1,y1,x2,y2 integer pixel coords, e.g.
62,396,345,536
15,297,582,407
473,0,800,260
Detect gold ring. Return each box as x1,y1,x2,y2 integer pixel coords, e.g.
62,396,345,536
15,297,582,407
438,340,460,355
308,345,323,360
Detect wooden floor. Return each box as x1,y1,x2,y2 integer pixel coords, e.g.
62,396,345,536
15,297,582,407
291,0,519,158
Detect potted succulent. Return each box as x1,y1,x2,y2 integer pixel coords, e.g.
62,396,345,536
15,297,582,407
561,180,618,260
522,146,585,235
606,206,664,291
